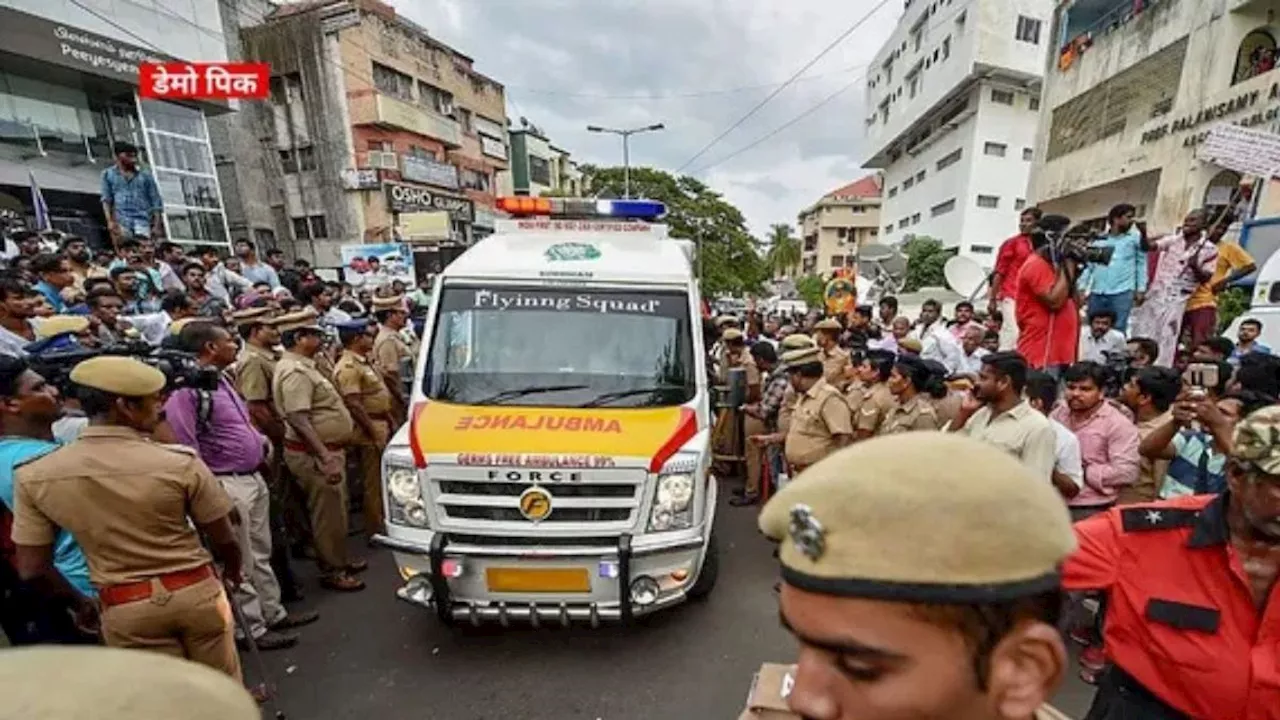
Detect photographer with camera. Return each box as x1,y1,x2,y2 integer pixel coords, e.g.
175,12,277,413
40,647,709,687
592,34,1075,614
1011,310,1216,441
1077,204,1146,333
159,321,318,651
10,356,244,678
1014,215,1084,374
1128,210,1218,366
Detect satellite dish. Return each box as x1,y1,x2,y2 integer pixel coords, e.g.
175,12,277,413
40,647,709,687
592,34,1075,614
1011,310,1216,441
856,275,874,304
943,255,989,299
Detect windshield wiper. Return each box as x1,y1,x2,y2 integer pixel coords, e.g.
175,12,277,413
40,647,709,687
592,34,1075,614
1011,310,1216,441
473,384,590,405
578,385,686,408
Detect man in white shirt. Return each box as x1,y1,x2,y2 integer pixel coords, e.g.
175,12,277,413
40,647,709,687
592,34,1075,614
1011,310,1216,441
956,325,988,377
946,351,1058,484
910,299,965,374
1025,370,1084,499
1078,308,1127,364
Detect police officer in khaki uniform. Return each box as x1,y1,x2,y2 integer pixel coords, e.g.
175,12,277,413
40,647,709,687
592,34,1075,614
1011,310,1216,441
878,355,943,435
812,318,852,390
11,356,244,679
752,346,852,476
371,294,414,423
775,333,816,435
271,308,364,592
854,349,897,439
0,646,260,720
760,433,1077,720
712,328,759,476
333,318,395,540
232,306,307,601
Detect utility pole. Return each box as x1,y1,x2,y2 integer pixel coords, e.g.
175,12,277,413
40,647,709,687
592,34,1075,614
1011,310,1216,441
586,123,665,198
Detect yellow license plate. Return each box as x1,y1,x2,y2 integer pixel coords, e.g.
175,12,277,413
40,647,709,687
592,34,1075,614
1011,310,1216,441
485,567,591,593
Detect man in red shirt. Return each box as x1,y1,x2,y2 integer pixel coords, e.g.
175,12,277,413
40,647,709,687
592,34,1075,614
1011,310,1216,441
1016,216,1080,373
989,208,1041,350
1062,404,1280,720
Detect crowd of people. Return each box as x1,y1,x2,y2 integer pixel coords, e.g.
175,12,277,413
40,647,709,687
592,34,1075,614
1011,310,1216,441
0,218,427,700
713,203,1279,718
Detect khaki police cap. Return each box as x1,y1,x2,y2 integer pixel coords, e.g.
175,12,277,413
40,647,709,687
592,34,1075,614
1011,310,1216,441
372,294,407,311
168,317,213,337
714,315,740,328
1233,405,1280,474
780,346,821,370
229,305,275,328
275,306,323,333
760,433,1075,602
721,328,745,342
779,333,816,351
0,646,259,720
898,337,923,353
34,315,89,339
70,356,166,397
813,318,841,332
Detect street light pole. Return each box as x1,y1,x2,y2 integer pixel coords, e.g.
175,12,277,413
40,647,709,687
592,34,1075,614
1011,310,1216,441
587,123,665,199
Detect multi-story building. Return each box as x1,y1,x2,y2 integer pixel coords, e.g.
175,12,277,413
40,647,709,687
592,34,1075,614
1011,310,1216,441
862,0,1051,267
507,126,583,196
1030,0,1280,233
0,0,235,249
796,174,883,278
239,0,508,270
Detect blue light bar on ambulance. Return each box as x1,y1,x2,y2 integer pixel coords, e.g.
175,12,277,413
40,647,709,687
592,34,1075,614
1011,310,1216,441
496,196,666,220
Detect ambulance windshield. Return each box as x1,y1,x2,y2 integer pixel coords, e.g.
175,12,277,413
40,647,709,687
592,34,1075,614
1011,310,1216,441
424,285,696,408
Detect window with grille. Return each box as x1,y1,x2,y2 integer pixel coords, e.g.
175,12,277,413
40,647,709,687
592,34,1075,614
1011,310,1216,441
936,148,962,170
984,142,1007,157
1029,96,1041,111
1015,16,1041,44
931,199,956,217
1015,198,1027,210
977,195,999,209
1023,147,1034,161
991,89,1015,105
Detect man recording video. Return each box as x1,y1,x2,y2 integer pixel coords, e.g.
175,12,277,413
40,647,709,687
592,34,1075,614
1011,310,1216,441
1015,214,1088,374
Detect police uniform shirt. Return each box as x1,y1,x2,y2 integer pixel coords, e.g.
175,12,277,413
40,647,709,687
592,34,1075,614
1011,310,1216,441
333,350,393,445
784,378,853,468
855,383,895,434
273,351,354,446
932,391,964,429
11,427,234,586
717,347,760,387
233,343,278,404
777,384,799,434
819,346,851,388
877,394,941,435
373,325,413,380
844,380,867,416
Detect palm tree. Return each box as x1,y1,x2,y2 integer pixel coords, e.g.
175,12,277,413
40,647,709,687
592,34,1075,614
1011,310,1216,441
764,223,801,278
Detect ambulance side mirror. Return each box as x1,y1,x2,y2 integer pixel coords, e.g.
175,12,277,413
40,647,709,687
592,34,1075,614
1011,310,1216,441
726,367,747,409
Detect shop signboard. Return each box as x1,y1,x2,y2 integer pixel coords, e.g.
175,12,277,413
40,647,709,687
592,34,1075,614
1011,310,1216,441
386,182,474,222
340,168,381,190
340,242,415,290
1197,123,1280,179
0,6,171,85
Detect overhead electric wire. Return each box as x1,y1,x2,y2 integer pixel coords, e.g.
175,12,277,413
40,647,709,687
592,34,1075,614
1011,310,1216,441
686,73,866,177
673,0,894,173
504,64,865,100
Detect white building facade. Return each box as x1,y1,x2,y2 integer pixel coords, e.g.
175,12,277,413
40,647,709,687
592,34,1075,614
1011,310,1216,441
1030,0,1280,234
863,0,1052,267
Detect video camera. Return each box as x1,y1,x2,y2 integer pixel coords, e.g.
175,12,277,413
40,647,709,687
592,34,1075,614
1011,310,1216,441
1100,349,1133,397
27,339,221,396
1035,214,1114,266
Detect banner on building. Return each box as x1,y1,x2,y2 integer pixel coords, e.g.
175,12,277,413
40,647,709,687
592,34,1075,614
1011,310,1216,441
401,155,459,189
340,242,415,291
396,212,451,242
1197,123,1280,179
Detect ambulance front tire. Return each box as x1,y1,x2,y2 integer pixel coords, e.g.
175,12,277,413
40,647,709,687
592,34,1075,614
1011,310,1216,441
687,530,720,601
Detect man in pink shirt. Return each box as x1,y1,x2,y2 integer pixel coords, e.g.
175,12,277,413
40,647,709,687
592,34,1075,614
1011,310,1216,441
988,208,1040,350
1050,361,1140,520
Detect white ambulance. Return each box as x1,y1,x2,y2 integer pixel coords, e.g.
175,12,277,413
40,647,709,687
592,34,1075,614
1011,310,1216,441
374,197,719,626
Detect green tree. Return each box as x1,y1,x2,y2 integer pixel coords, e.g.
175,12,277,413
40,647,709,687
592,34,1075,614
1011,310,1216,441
577,165,768,296
764,223,802,277
901,236,955,292
1217,287,1250,333
795,274,825,310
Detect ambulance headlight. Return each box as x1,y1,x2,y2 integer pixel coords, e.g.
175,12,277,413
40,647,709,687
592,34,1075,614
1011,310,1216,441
649,473,694,532
385,456,428,528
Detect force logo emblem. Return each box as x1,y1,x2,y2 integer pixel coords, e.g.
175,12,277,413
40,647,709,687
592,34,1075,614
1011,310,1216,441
518,486,554,522
788,504,826,561
545,242,601,262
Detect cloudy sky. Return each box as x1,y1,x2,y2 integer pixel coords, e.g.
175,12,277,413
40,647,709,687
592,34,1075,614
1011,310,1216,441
402,0,901,236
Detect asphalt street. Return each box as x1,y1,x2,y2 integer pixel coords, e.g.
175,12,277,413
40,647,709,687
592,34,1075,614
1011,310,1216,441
255,485,1097,720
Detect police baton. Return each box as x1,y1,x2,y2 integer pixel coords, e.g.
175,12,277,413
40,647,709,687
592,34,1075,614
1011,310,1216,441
214,567,288,720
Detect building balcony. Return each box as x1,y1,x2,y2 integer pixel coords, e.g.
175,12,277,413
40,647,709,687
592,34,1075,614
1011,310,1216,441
349,92,462,148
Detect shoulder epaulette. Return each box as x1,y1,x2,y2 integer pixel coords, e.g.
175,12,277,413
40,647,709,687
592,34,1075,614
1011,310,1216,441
154,442,198,458
1120,506,1200,533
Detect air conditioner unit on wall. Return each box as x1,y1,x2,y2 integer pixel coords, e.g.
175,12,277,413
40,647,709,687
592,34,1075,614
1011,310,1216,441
366,151,399,169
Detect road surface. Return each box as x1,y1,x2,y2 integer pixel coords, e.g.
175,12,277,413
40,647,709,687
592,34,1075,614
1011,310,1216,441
256,490,1096,719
